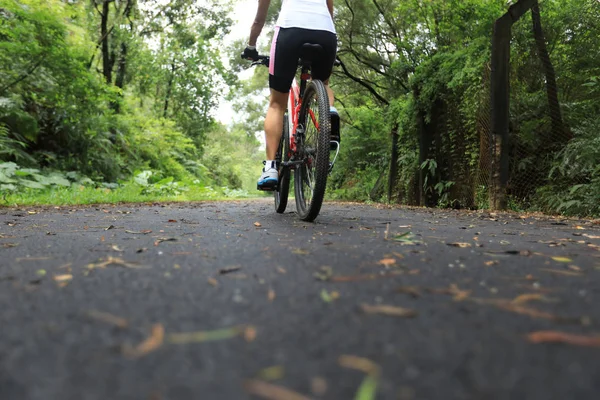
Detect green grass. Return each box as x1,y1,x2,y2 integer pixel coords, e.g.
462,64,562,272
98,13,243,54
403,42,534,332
1,183,264,207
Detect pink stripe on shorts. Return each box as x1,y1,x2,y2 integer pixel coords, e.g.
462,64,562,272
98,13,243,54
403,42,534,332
269,26,280,75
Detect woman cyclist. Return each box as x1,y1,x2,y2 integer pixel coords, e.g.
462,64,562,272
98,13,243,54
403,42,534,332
242,0,339,190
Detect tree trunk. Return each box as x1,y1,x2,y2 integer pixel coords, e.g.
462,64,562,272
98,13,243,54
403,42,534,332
489,0,536,210
100,0,112,84
163,62,176,118
387,123,399,202
531,0,565,146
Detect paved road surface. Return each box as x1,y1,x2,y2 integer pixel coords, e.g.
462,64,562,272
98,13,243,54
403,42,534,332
1,199,600,400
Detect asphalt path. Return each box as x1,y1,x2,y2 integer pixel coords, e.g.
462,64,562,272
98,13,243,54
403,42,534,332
1,199,600,400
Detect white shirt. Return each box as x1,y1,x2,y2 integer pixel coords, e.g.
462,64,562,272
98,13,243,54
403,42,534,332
276,0,336,33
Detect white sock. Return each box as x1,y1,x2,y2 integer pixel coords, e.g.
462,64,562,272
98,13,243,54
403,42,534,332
330,106,338,114
265,160,276,170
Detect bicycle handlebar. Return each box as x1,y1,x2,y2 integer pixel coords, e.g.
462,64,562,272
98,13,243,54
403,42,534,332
241,54,341,68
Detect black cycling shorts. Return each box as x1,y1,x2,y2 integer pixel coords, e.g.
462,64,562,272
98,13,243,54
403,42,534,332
269,27,337,93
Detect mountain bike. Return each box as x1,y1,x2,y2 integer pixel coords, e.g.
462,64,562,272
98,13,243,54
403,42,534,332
246,44,340,222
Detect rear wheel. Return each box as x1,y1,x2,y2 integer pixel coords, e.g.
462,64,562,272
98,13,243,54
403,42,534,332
294,80,331,222
274,114,290,213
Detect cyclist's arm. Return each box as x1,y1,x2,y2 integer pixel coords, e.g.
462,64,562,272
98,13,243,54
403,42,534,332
249,0,271,47
327,0,334,18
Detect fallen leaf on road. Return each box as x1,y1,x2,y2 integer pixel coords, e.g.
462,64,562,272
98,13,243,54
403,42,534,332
539,268,583,277
111,245,124,252
136,247,147,253
484,260,499,266
291,248,309,255
320,289,340,303
86,310,128,328
254,222,262,227
496,303,576,323
105,225,115,231
338,355,380,400
154,237,178,246
53,274,72,283
36,269,46,277
512,293,548,305
244,326,257,342
377,258,396,267
527,331,600,347
447,242,472,248
88,256,145,270
355,374,378,400
311,377,328,396
258,366,285,381
426,284,471,301
168,326,247,344
207,277,218,286
125,230,152,234
568,265,582,271
244,380,311,400
1,243,18,248
313,266,333,281
338,355,380,374
360,304,417,318
268,289,276,302
277,267,287,274
551,256,572,263
396,286,421,298
123,323,164,358
219,266,242,275
167,219,177,223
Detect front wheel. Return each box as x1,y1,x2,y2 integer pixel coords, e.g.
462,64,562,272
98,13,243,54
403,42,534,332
294,80,331,222
274,114,291,213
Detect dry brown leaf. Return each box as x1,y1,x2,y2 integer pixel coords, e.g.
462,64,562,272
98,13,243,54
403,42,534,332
338,355,380,375
268,289,276,302
244,380,311,400
53,274,73,283
484,260,499,266
86,310,128,328
123,323,164,358
539,268,583,277
447,242,472,248
244,326,257,342
512,293,546,305
583,234,600,239
360,304,417,318
254,222,262,227
88,256,145,270
207,277,218,287
277,267,287,274
167,219,177,223
497,303,574,322
378,258,396,267
396,286,421,298
527,331,600,347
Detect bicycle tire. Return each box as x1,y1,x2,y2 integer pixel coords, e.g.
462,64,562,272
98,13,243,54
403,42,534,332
294,80,331,222
274,114,291,213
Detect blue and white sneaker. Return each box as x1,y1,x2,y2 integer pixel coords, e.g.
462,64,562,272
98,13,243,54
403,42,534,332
257,161,278,191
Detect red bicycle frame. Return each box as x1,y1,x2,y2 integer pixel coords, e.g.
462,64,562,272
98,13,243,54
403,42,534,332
287,73,319,155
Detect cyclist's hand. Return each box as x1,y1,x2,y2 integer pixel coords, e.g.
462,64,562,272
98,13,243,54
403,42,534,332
242,46,259,61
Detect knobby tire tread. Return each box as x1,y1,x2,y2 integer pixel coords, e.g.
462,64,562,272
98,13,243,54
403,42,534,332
274,114,290,213
294,80,331,222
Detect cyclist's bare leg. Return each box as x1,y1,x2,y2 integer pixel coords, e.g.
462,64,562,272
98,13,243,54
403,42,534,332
264,89,288,160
